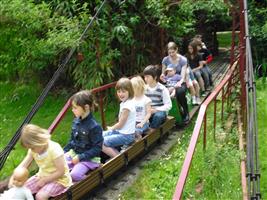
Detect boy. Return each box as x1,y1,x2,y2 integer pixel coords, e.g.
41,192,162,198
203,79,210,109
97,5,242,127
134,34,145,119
143,65,172,130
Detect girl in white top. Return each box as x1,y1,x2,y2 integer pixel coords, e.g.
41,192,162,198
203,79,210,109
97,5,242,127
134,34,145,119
102,78,136,158
131,76,152,138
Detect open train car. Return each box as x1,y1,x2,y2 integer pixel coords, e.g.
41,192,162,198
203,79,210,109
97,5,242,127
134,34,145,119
50,55,230,199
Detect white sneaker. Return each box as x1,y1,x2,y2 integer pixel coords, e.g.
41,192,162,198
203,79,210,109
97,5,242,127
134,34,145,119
192,96,197,105
196,97,202,105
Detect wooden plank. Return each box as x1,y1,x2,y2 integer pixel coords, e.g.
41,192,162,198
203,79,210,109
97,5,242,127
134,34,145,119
102,154,125,179
127,140,145,161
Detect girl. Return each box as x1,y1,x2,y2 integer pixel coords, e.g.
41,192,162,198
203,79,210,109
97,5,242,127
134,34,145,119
131,76,152,139
185,64,201,105
63,90,103,182
10,124,72,200
102,77,136,158
160,42,189,123
186,41,208,94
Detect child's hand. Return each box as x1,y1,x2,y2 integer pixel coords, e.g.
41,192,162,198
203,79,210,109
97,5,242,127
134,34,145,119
36,177,47,188
136,122,144,128
151,108,157,114
175,81,182,88
107,126,113,130
72,156,80,164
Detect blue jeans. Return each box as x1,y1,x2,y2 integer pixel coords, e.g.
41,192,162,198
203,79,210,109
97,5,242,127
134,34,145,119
149,111,167,128
103,130,135,147
136,122,150,134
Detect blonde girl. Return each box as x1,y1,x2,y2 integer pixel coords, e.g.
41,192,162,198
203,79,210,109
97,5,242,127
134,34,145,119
131,76,152,139
102,77,136,158
10,124,72,200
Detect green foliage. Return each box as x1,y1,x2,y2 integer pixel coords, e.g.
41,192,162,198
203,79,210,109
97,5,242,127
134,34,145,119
248,1,267,68
0,0,82,81
0,0,231,88
256,78,267,196
217,31,232,48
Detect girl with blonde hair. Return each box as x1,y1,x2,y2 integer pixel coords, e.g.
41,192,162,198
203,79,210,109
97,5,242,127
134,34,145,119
131,76,152,139
9,124,72,200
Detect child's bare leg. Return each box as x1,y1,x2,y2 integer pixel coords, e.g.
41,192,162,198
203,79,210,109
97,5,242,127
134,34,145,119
102,145,119,158
188,85,196,96
193,80,200,97
35,191,50,200
169,87,176,97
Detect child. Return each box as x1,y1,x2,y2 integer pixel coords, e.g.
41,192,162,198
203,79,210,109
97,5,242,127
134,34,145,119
64,90,103,182
131,76,152,139
194,38,213,89
162,64,182,98
1,167,33,200
10,124,72,200
102,77,136,158
185,65,201,105
143,65,172,130
186,41,209,97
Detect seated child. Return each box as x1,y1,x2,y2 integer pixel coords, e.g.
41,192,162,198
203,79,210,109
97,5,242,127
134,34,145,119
1,167,33,200
162,64,182,98
10,124,72,200
131,76,152,139
102,78,136,158
143,65,172,130
186,65,201,105
64,90,103,182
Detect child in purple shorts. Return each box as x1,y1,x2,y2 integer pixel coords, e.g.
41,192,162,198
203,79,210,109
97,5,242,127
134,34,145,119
64,90,103,182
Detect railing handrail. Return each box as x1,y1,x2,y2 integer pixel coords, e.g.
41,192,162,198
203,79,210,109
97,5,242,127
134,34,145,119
172,59,238,200
48,80,118,133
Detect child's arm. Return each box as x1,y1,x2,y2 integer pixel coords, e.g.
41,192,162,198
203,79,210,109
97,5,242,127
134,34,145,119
109,108,129,130
175,64,187,87
36,155,65,187
73,126,103,163
191,55,204,72
142,102,152,126
63,131,75,153
154,87,172,112
9,151,33,187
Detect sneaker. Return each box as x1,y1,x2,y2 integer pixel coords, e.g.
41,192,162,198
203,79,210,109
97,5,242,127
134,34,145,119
196,97,202,105
192,96,197,105
120,145,128,153
206,86,213,91
201,91,207,97
182,114,190,124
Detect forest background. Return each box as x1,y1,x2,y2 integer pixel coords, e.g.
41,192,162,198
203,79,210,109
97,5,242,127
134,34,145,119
0,0,266,89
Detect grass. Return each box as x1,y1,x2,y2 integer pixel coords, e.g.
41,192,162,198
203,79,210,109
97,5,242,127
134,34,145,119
0,81,118,179
256,78,267,196
120,100,242,199
217,31,234,48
